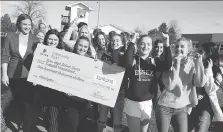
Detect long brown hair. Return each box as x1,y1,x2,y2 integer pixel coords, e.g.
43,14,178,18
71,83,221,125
201,42,220,79
16,14,33,32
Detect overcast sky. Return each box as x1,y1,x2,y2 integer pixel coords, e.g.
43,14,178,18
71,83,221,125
1,1,223,34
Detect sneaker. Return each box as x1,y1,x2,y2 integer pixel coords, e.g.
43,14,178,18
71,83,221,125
103,126,114,132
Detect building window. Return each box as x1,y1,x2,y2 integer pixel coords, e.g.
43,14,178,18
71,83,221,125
61,15,70,25
77,8,86,18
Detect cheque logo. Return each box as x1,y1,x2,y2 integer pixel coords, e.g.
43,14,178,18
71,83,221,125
40,49,48,57
43,49,47,53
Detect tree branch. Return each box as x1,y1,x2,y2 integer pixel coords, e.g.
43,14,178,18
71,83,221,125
12,1,46,26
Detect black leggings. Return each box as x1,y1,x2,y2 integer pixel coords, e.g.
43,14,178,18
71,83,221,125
9,78,35,104
7,78,35,132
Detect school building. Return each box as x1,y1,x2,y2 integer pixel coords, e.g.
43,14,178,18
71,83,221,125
182,33,223,53
89,24,133,35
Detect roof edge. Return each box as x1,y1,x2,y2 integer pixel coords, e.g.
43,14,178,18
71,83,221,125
66,2,94,11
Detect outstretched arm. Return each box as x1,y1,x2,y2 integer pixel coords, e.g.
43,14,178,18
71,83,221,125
62,19,79,51
123,42,135,68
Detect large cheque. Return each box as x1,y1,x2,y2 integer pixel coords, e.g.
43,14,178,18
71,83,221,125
28,44,125,107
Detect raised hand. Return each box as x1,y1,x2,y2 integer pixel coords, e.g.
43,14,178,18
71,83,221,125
161,32,169,39
70,17,79,30
204,58,214,77
174,55,182,65
161,32,170,47
131,33,139,44
193,53,203,65
207,59,213,69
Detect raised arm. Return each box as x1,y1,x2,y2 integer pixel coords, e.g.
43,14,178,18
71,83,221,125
111,47,127,67
193,54,207,87
123,42,135,68
62,19,78,51
121,33,138,68
112,49,121,63
155,33,172,71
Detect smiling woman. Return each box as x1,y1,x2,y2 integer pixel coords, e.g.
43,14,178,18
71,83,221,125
188,42,223,132
122,34,172,132
73,36,92,57
1,14,38,132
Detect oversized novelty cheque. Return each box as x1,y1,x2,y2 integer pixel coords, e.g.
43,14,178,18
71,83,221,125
27,44,125,107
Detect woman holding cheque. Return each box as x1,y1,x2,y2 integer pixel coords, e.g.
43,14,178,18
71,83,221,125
1,14,38,132
34,28,94,132
63,17,131,132
61,17,98,131
123,33,172,132
63,35,96,132
97,33,128,132
34,29,65,132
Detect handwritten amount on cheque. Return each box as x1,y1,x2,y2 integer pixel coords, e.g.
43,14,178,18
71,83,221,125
37,64,84,82
36,59,115,86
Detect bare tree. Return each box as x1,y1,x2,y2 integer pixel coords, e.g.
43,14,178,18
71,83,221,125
168,19,181,39
134,26,143,35
12,1,46,25
148,28,159,37
168,27,178,45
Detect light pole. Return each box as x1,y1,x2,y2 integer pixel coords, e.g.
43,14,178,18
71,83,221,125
97,1,101,28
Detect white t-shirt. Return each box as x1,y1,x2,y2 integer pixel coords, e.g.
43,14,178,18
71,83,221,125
19,44,27,58
19,35,28,58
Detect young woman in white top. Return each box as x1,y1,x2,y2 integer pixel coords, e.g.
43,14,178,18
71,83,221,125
156,37,207,132
188,42,223,132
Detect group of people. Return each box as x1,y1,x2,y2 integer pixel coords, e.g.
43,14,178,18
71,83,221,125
2,13,223,132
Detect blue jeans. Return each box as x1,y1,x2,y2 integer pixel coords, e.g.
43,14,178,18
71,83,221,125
156,104,188,132
188,95,214,132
